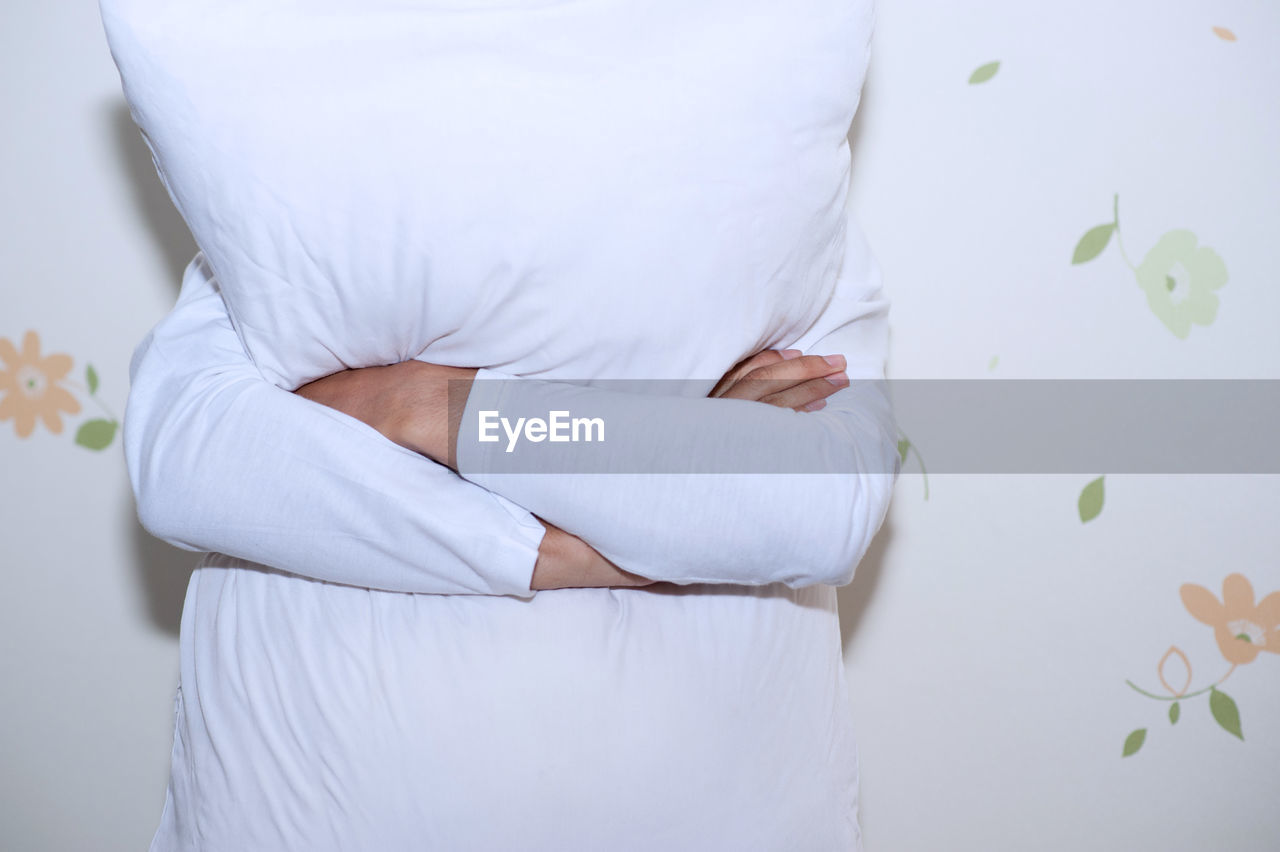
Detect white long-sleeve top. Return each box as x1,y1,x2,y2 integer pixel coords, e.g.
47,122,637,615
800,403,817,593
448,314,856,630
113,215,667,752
102,0,899,848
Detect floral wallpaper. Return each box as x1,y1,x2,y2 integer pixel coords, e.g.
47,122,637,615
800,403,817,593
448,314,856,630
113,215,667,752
1123,574,1277,756
960,26,1269,766
1072,194,1228,340
0,330,119,450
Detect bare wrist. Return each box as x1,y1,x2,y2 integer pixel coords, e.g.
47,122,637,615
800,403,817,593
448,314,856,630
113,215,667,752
393,362,475,467
530,524,584,590
531,521,655,590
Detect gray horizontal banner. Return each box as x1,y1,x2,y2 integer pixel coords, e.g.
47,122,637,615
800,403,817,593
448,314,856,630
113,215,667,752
449,378,1280,474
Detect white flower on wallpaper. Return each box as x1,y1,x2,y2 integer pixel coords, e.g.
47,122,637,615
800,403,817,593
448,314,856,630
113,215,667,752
1072,194,1228,339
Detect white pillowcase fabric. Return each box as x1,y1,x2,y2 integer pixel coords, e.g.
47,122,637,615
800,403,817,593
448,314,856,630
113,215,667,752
101,0,897,848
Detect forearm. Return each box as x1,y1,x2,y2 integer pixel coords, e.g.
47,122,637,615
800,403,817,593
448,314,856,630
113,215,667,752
125,252,550,597
454,371,899,588
403,214,900,589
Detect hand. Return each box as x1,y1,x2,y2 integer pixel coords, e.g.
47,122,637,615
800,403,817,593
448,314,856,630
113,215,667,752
709,348,849,411
292,364,636,592
293,359,474,467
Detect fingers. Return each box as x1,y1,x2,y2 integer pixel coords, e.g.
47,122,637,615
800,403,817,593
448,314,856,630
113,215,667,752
758,372,849,411
708,348,797,397
718,352,847,408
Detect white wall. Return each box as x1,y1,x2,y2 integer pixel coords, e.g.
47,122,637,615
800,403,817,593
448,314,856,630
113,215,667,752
840,1,1279,848
1,1,1276,849
2,2,198,849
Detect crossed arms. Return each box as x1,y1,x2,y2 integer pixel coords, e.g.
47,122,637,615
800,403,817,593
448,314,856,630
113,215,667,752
123,220,899,597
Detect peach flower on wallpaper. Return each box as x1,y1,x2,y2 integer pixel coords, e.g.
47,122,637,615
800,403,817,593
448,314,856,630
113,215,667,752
0,330,81,438
1181,573,1280,665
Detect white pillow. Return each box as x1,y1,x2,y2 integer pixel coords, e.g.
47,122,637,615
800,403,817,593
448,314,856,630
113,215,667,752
100,0,875,391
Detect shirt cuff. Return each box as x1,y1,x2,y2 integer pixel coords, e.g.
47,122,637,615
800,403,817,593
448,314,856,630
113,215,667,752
479,489,546,599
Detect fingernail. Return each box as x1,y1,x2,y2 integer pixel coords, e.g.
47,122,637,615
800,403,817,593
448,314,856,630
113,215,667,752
780,349,802,360
801,399,827,412
826,372,850,388
823,354,846,368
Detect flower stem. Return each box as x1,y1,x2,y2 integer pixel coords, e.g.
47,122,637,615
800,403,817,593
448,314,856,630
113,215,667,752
897,428,929,500
62,378,119,422
1126,662,1237,701
1112,193,1136,271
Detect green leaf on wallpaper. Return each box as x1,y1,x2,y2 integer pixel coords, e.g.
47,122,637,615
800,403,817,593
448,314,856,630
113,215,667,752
1122,728,1146,757
969,61,1000,84
1072,224,1115,264
1168,701,1180,725
86,363,99,395
75,418,118,451
987,355,999,370
1209,687,1243,740
1078,475,1104,522
897,438,910,464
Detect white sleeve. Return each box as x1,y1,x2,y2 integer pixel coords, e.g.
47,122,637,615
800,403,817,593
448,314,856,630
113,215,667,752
123,252,548,598
455,214,901,589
